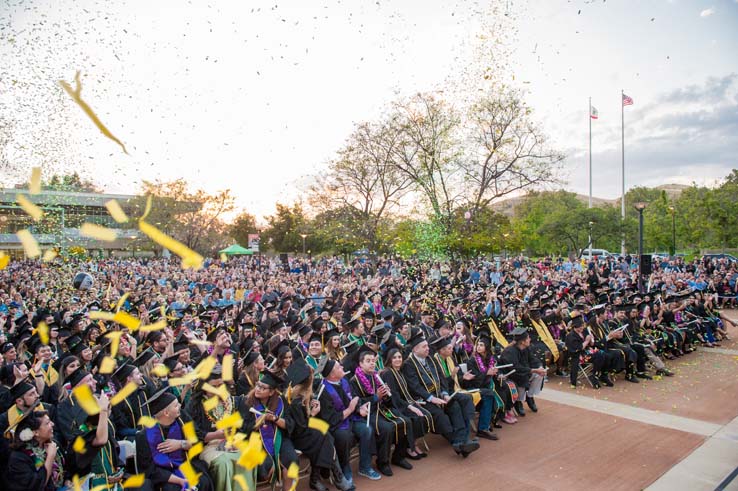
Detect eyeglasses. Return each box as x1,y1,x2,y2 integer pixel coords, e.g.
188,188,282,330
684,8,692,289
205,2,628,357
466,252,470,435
255,383,271,390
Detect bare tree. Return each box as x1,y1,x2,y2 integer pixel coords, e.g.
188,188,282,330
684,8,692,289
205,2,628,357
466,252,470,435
462,89,564,214
309,118,412,250
390,93,465,231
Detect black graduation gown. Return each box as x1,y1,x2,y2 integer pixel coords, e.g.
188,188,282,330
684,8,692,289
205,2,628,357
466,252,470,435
499,343,541,389
112,386,150,439
381,368,431,438
235,372,255,397
6,449,56,491
134,415,212,491
284,396,335,469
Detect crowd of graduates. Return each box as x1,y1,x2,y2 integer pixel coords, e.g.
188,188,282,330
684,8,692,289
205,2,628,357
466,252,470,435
0,253,735,491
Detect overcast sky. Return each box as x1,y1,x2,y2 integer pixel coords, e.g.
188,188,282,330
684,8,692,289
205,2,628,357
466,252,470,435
1,0,736,219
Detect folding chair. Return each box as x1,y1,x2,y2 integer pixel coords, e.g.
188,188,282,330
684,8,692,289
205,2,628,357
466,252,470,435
578,361,595,388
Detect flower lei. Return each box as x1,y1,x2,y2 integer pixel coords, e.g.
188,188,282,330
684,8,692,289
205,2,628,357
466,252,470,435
205,395,233,426
354,367,379,396
24,441,64,489
474,352,495,374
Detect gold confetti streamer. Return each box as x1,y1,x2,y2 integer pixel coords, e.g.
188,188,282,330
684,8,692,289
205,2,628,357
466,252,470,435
29,167,41,194
179,460,201,488
0,253,8,270
16,194,44,221
137,416,157,428
151,364,169,378
113,311,141,331
103,331,123,358
187,442,204,460
308,417,330,435
182,421,198,443
222,354,234,382
80,223,118,242
122,474,146,488
105,199,128,223
42,249,57,262
72,384,100,415
138,219,204,270
203,396,219,412
234,475,249,491
59,71,128,154
287,461,300,491
237,432,267,470
99,356,116,375
139,319,167,333
194,356,217,380
89,311,116,322
115,293,130,312
215,412,243,430
37,321,49,345
111,382,137,406
72,436,86,454
17,229,41,258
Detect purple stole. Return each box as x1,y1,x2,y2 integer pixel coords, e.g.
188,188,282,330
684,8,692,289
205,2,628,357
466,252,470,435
256,398,284,457
322,378,354,430
146,421,186,475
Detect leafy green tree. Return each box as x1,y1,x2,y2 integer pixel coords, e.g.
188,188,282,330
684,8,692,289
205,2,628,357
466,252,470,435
228,212,258,248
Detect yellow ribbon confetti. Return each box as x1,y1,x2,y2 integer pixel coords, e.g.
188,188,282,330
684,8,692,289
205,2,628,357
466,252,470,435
237,432,267,470
59,71,128,154
89,311,116,322
194,356,217,380
139,319,167,333
29,167,41,194
187,442,204,460
16,194,44,221
110,382,137,406
99,356,116,375
203,382,229,402
287,461,300,491
105,199,129,223
42,249,57,262
203,396,219,412
122,474,146,488
80,223,117,242
103,331,124,358
137,416,157,428
37,321,50,345
182,421,198,444
115,293,130,312
141,195,153,221
151,364,169,378
179,460,201,488
72,436,86,454
222,354,234,382
139,220,204,270
308,417,330,435
215,412,243,431
0,253,8,270
113,311,141,331
17,229,41,258
72,384,100,415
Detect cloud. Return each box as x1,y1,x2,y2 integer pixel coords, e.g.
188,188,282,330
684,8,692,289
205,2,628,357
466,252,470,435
700,8,715,17
566,73,738,198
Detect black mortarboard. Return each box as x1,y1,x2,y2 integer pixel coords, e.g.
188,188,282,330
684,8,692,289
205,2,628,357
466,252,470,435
113,362,136,382
570,316,584,328
144,387,177,415
406,328,426,348
430,335,453,350
270,339,291,358
433,317,449,331
297,323,313,338
308,332,324,345
344,318,360,330
67,335,88,356
133,348,156,368
320,358,337,378
380,309,394,320
511,326,529,339
163,355,181,373
10,381,34,400
67,367,90,387
285,360,312,387
259,370,284,389
243,351,260,367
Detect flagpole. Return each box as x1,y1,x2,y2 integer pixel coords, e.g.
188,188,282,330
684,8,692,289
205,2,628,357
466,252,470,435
621,89,626,256
588,97,592,261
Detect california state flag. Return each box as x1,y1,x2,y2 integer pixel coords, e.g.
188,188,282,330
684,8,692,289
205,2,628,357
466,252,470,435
590,106,599,120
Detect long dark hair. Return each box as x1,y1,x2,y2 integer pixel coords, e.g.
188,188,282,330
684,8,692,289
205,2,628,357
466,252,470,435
11,410,48,449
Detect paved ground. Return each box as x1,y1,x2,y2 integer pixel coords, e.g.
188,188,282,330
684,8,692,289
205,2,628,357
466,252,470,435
294,310,738,491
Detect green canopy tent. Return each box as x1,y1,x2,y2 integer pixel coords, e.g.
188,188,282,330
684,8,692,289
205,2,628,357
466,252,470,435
218,244,254,255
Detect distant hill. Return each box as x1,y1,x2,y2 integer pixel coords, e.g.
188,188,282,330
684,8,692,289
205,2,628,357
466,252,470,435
491,184,689,217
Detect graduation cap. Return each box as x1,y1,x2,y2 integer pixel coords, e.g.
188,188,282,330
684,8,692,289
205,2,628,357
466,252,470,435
243,350,261,367
318,358,337,378
270,339,291,358
380,309,394,320
143,387,177,415
297,323,313,338
113,361,136,382
344,318,360,331
570,315,584,328
26,335,46,354
406,328,426,348
162,354,182,373
430,335,453,350
433,317,450,331
1,342,15,354
590,304,606,315
133,348,156,368
67,367,90,388
511,326,529,339
259,370,284,389
285,359,312,387
308,332,324,345
9,381,35,401
146,330,166,344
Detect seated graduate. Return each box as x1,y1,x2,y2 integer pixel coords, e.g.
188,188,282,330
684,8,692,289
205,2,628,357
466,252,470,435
380,348,430,460
460,331,502,440
564,314,605,389
135,388,213,491
316,357,379,482
111,350,155,440
5,407,66,491
283,360,352,491
235,346,263,397
246,370,299,489
400,329,479,458
348,345,414,477
500,327,546,417
188,363,255,491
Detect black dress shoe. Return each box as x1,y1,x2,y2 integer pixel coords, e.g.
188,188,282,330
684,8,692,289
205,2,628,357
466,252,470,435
493,422,503,429
514,401,526,416
378,464,393,476
599,374,614,387
526,397,538,413
477,430,499,440
406,452,423,461
391,458,413,470
636,372,653,380
625,374,640,383
460,440,480,454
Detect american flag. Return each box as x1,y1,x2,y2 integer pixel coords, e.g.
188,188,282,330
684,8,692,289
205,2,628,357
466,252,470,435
622,93,634,106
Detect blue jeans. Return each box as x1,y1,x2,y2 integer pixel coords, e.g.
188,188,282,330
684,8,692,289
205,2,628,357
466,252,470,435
351,420,375,471
478,394,494,431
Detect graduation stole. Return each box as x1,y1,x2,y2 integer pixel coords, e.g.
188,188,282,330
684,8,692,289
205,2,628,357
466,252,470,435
347,333,365,347
434,353,481,406
408,354,441,397
531,318,560,361
146,419,186,470
487,320,509,348
305,354,320,372
3,404,24,438
33,361,59,386
322,379,353,430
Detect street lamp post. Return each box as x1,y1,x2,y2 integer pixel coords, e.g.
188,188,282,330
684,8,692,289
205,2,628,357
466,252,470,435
300,233,307,255
634,202,647,293
502,233,510,261
588,221,594,261
668,206,676,257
